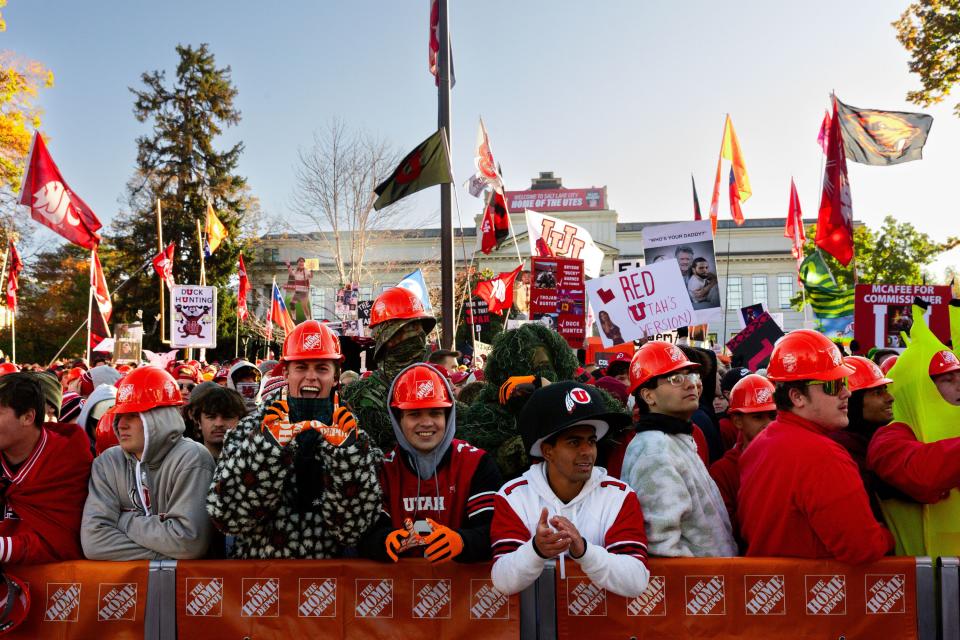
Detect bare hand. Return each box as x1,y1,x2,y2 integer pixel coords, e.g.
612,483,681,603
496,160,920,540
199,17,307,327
534,508,570,558
550,515,585,558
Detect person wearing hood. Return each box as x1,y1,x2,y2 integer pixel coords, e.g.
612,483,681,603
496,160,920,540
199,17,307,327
618,341,737,557
342,287,437,451
226,360,262,414
208,320,382,559
77,384,117,453
489,381,650,598
359,364,501,564
81,366,215,560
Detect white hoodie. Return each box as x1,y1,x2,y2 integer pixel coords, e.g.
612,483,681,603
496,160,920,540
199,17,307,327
490,463,650,597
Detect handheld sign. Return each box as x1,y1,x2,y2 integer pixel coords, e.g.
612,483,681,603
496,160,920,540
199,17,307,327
726,312,785,370
586,259,695,348
170,285,218,349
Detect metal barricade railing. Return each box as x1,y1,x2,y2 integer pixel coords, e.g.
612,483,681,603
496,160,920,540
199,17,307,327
942,557,960,640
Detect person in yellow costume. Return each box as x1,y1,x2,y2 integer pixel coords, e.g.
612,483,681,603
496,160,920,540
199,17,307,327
867,299,960,556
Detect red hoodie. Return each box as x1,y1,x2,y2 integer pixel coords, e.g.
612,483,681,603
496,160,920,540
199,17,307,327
0,422,92,564
738,411,893,564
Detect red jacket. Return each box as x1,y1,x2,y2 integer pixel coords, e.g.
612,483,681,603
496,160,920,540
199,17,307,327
867,422,960,504
0,422,92,564
738,411,893,564
709,444,741,527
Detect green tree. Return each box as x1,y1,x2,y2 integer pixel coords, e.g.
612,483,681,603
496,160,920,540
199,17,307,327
894,0,960,115
792,215,960,308
107,44,256,356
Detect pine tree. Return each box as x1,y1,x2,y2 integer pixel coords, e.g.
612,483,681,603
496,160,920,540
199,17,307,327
107,43,254,354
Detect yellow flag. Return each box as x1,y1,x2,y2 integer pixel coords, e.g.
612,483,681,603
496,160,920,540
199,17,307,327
205,202,228,255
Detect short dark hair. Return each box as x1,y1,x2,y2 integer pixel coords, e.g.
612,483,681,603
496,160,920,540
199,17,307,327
428,349,460,365
606,360,629,378
692,257,708,267
186,385,247,423
0,373,45,427
773,380,809,411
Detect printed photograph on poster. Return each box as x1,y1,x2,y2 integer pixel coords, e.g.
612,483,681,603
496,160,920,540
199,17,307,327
533,260,557,289
170,285,217,349
853,284,952,353
738,303,767,329
642,220,722,325
557,289,584,316
284,257,312,322
113,323,143,364
585,259,695,347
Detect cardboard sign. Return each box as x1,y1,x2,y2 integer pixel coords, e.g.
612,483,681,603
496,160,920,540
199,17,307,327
170,285,217,349
531,257,586,348
556,557,917,640
853,284,951,353
506,187,606,212
726,312,785,370
112,323,143,364
642,220,722,326
614,258,645,273
176,559,518,639
585,260,695,348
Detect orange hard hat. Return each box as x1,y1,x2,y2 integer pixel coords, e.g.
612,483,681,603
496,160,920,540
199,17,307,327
844,356,893,392
728,374,776,414
0,363,18,376
369,287,436,331
929,350,960,377
94,412,120,455
879,355,898,376
766,330,855,382
172,363,201,383
390,364,453,410
627,341,700,394
0,567,30,636
282,320,344,362
110,366,183,414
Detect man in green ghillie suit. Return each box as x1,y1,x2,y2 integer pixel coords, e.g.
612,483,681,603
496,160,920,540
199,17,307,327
458,322,627,479
342,287,437,451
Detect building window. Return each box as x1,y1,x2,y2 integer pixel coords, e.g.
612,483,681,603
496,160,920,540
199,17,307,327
752,275,768,307
778,275,794,309
263,247,279,263
726,276,742,309
381,284,393,294
360,285,373,301
310,287,326,319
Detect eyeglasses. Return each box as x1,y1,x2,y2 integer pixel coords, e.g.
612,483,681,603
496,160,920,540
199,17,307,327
660,372,701,387
807,378,847,396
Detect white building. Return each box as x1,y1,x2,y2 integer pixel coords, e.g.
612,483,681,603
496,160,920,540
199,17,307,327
252,173,815,344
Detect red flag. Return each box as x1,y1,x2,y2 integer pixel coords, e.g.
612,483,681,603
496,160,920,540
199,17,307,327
266,280,295,341
90,248,112,324
817,109,831,154
728,167,743,226
152,242,175,289
237,253,251,321
6,242,22,311
478,190,510,254
692,174,702,221
472,265,522,316
17,132,102,249
816,98,855,266
785,178,806,259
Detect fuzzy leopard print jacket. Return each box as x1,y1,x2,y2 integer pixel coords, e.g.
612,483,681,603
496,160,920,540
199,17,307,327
206,391,383,559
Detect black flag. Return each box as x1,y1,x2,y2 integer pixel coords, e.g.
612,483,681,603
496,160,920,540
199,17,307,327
836,99,933,165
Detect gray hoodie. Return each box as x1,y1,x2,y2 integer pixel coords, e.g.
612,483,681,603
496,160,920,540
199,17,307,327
81,406,215,560
387,363,457,480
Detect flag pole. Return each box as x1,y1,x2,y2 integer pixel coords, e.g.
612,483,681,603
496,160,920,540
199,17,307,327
235,312,240,359
10,305,14,366
437,0,454,349
157,199,169,345
197,219,206,287
86,251,94,365
0,244,8,344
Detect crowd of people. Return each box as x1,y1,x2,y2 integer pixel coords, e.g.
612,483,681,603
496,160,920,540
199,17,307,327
1,287,958,614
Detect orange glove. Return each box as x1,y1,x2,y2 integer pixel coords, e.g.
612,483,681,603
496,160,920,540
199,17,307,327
422,518,464,564
499,376,536,405
385,518,426,562
261,400,304,446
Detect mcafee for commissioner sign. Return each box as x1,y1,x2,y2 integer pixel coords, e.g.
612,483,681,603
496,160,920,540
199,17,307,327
853,284,951,353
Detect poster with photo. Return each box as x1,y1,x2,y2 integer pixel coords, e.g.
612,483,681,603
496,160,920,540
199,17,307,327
530,257,586,348
113,323,143,364
642,219,722,326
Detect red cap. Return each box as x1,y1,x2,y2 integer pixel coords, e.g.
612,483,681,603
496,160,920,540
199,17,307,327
627,341,700,394
282,320,344,362
173,364,200,383
369,287,436,330
110,367,183,414
929,350,960,377
845,356,893,392
728,374,776,414
766,330,855,382
391,364,453,410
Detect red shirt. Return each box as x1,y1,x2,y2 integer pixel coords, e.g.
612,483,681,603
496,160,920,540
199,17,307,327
867,422,960,504
738,411,893,564
709,445,741,527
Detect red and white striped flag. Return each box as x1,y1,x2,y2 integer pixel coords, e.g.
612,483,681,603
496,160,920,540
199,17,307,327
91,248,112,323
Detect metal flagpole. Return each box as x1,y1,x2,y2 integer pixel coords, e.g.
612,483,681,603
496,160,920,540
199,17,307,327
437,0,454,349
85,251,94,365
235,313,240,359
157,199,169,345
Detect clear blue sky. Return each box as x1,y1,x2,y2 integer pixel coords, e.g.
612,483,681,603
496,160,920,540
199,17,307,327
4,0,959,275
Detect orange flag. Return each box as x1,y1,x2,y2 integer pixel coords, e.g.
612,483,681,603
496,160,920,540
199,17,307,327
709,114,751,234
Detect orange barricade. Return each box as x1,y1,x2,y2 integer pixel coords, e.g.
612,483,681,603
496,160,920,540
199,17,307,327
176,558,519,639
556,556,918,640
7,560,150,639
